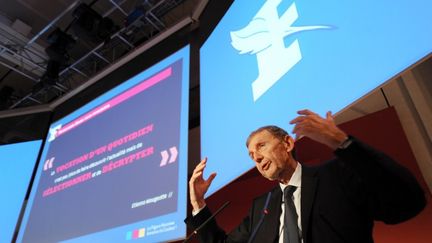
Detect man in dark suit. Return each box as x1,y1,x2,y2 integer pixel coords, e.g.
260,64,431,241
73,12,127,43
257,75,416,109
185,109,426,243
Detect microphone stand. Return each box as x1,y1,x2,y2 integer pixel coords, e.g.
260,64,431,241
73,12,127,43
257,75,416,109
183,201,231,243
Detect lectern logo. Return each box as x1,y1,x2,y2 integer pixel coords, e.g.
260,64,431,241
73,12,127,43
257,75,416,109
230,0,331,101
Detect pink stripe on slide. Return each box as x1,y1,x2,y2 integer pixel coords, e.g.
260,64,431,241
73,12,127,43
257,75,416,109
56,67,172,137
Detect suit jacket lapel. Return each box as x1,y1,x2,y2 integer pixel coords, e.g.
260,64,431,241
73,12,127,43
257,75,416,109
255,186,282,243
301,165,318,242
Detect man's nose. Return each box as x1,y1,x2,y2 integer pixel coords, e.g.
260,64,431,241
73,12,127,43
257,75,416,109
254,152,263,163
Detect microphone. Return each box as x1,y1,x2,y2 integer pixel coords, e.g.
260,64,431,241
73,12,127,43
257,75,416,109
183,201,231,243
247,191,272,243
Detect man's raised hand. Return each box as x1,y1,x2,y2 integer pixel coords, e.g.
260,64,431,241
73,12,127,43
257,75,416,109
189,157,217,212
290,109,347,150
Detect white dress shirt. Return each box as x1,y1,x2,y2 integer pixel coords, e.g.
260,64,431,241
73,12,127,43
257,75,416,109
279,162,303,243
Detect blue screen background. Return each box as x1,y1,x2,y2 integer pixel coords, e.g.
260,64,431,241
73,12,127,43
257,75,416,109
200,0,432,196
0,140,42,243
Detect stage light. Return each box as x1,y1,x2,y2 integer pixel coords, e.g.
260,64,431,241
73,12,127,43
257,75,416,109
45,28,76,63
71,3,118,44
35,28,75,93
125,7,145,27
41,60,61,85
0,86,15,108
72,3,101,33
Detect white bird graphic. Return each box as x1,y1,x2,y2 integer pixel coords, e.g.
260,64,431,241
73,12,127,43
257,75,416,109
230,0,331,101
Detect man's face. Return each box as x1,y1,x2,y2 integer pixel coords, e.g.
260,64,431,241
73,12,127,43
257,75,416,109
247,130,293,181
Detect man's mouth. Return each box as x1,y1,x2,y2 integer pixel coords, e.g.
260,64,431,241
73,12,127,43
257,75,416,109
262,161,271,171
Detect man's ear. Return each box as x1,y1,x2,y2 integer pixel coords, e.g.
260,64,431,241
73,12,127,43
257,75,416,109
283,135,295,153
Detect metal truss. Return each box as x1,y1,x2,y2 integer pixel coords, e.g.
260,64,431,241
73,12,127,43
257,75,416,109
1,0,188,109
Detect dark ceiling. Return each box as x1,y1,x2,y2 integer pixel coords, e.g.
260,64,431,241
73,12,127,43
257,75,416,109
0,0,202,110
0,0,222,144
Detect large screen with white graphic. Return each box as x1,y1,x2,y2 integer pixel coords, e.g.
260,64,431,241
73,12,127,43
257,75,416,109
0,140,42,243
16,46,189,243
200,0,432,195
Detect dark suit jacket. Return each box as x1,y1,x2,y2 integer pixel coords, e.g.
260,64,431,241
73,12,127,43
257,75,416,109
185,138,426,243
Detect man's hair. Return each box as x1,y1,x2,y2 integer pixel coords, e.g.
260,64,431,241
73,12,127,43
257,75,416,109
246,125,296,159
246,125,289,147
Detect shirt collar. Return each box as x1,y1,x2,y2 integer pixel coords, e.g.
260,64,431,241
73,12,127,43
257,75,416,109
279,162,302,191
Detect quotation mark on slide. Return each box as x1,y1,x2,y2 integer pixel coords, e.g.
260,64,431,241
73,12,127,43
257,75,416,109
44,157,55,171
160,146,178,167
